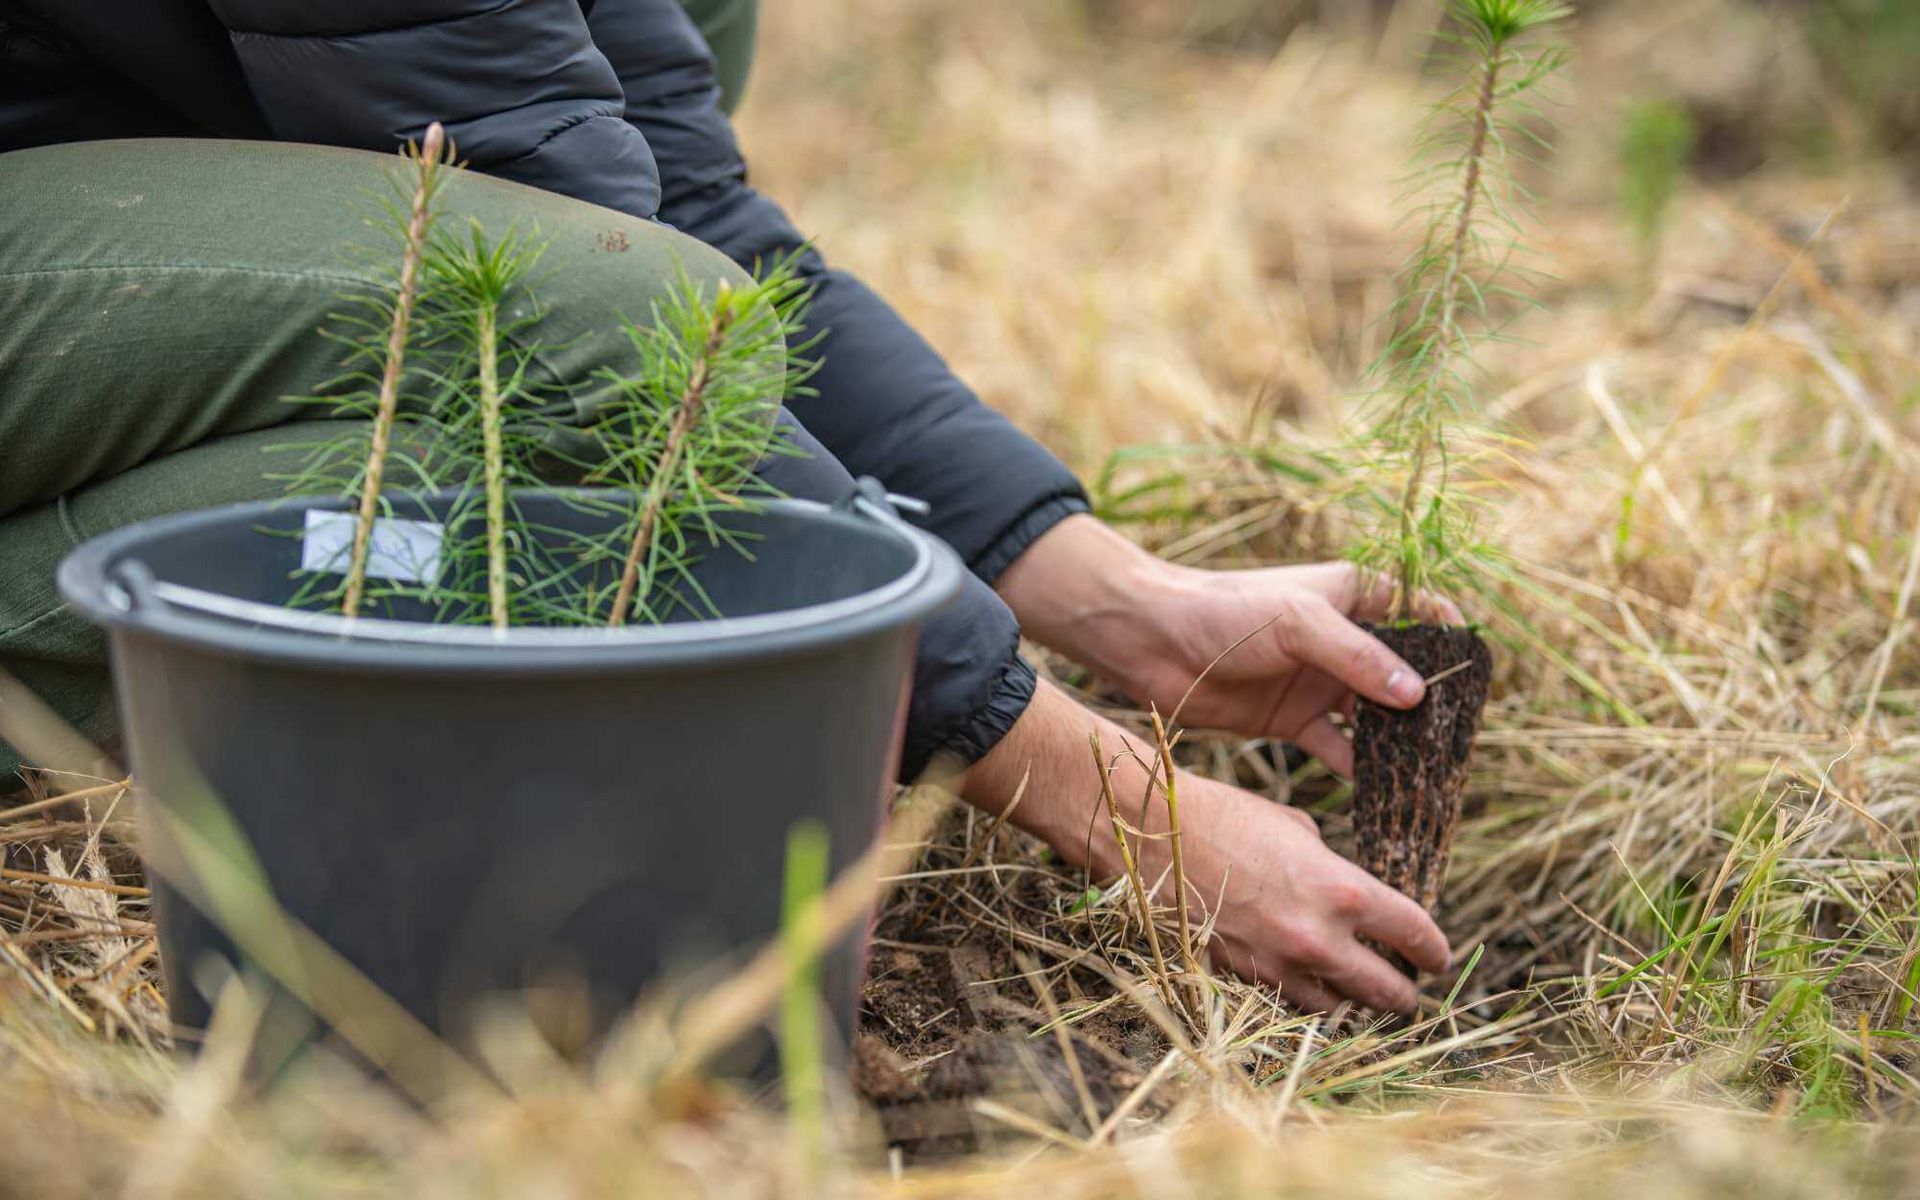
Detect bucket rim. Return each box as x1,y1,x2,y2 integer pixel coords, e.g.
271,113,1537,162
56,488,963,675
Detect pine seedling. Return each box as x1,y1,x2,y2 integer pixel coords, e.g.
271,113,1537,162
589,261,815,626
341,122,450,619
281,180,557,624
1347,0,1569,621
1339,0,1567,919
426,221,550,629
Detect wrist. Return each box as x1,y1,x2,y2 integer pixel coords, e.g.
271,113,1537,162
958,675,1080,851
957,676,1212,886
959,677,1120,872
995,514,1195,687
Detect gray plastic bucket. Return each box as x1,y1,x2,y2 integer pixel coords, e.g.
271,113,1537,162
56,483,962,1076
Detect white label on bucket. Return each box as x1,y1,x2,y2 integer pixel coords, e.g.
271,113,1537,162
300,510,445,584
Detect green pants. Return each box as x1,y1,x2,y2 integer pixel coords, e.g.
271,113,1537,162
0,139,750,778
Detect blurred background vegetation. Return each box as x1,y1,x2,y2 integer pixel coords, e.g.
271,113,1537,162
738,0,1914,464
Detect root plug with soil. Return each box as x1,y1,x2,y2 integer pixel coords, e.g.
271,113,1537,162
1352,624,1493,913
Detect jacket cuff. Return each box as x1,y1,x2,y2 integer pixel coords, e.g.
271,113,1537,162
911,654,1037,781
967,490,1091,586
894,595,1036,775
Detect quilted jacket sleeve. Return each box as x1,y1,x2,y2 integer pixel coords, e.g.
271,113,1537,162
203,0,666,215
582,0,1093,585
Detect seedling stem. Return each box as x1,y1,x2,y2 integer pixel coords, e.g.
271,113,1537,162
344,122,445,619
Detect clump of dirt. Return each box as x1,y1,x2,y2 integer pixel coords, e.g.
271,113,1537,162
1352,624,1494,917
855,903,1169,1156
860,940,966,1063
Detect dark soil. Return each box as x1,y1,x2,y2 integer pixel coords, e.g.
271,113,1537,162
854,898,1166,1157
1351,623,1493,916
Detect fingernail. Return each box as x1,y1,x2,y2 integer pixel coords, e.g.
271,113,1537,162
1388,669,1423,705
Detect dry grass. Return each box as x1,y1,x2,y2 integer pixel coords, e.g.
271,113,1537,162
4,0,1920,1192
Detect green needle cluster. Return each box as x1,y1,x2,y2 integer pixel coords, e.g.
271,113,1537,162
278,125,815,629
1346,0,1571,622
582,265,815,626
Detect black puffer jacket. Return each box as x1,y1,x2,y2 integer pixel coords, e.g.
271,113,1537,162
0,0,1089,779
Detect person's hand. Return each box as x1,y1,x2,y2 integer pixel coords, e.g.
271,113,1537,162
960,679,1451,1014
996,515,1463,776
1171,767,1450,1011
1105,558,1463,776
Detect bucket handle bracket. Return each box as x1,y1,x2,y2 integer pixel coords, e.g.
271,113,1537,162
840,477,930,526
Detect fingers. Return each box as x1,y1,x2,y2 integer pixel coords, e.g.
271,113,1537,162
1303,561,1465,627
1408,589,1466,626
1315,939,1421,1015
1276,804,1320,834
1292,716,1353,778
1283,595,1425,709
1352,879,1452,976
1276,971,1344,1014
1347,564,1398,620
1214,935,1350,1015
1304,868,1450,1013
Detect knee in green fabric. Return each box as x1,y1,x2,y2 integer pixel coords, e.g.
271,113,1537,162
0,138,751,519
0,425,344,779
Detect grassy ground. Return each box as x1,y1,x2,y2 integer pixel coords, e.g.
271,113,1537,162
4,0,1919,1193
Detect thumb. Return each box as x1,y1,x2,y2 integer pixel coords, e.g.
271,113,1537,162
1285,596,1425,710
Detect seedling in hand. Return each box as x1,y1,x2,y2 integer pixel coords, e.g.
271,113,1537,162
1344,0,1569,919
